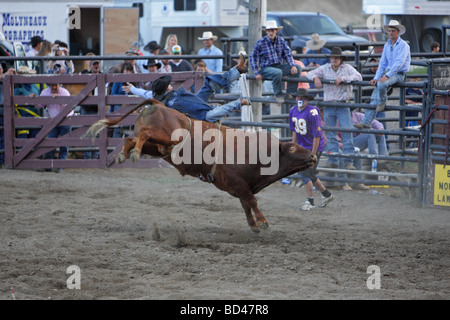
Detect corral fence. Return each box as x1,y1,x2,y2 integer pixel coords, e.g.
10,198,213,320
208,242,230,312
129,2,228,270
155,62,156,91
0,50,449,209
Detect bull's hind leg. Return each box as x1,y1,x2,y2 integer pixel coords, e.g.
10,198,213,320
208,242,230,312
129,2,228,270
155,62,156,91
239,195,268,232
239,198,260,233
116,137,137,164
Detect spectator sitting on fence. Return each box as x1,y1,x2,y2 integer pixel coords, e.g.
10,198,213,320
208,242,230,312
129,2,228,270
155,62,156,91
14,66,41,139
306,47,362,170
198,31,223,73
157,49,172,74
39,82,73,172
354,20,411,129
122,53,249,123
288,88,334,211
250,20,300,104
170,45,193,72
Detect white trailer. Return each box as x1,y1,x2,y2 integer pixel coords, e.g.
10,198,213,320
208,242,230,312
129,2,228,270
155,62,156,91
113,0,249,54
363,0,450,52
0,0,146,55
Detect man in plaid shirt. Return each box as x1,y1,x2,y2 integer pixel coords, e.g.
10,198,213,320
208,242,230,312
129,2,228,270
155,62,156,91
250,20,300,104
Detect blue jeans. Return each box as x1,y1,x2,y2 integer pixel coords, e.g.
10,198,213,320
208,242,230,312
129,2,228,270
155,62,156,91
196,68,241,102
205,99,242,123
45,125,72,160
360,73,405,126
324,106,354,166
259,64,300,97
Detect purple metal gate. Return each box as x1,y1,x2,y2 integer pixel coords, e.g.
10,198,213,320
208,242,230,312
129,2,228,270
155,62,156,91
3,72,205,169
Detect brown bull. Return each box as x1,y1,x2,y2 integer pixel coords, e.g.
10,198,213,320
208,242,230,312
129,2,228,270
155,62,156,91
85,99,316,232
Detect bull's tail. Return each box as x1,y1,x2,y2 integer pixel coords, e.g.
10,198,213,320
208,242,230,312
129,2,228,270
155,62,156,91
82,98,161,139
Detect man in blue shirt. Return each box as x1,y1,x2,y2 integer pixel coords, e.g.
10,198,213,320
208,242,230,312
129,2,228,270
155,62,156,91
198,31,223,73
303,33,331,97
303,33,331,68
250,20,300,104
354,20,411,129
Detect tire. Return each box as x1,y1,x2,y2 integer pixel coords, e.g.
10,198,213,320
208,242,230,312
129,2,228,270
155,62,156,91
420,29,441,52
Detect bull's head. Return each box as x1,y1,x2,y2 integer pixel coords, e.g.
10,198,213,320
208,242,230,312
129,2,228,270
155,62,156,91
279,142,316,173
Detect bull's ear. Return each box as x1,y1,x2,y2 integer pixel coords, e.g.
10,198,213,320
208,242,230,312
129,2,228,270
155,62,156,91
279,142,290,153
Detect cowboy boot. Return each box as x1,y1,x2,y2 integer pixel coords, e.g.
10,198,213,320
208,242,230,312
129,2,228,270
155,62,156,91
234,52,248,74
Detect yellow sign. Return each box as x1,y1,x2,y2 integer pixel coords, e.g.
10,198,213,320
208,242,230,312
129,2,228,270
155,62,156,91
434,165,450,207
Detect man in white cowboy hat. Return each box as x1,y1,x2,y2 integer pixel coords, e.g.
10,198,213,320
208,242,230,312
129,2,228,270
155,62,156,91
304,33,331,68
250,20,300,104
198,31,223,73
354,20,410,129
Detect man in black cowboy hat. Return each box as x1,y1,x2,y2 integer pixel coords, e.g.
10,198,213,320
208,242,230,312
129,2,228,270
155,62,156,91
306,46,362,170
122,54,249,122
143,58,161,72
289,88,334,210
143,41,161,54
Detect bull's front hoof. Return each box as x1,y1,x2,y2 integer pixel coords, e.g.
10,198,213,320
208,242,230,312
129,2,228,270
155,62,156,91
250,226,261,233
257,221,269,230
130,148,140,162
115,152,126,164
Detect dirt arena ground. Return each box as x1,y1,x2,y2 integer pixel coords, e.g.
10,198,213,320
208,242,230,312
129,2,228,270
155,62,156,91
0,167,448,300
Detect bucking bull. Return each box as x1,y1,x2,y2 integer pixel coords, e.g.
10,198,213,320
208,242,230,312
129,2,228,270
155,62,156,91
84,99,316,232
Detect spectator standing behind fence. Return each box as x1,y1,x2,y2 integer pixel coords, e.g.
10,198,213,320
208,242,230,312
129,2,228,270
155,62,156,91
351,109,388,190
109,62,135,138
354,20,411,129
303,33,330,96
306,47,362,170
289,88,334,211
164,34,178,53
26,36,43,72
250,20,300,104
14,67,40,139
405,77,423,129
170,45,193,72
0,63,17,166
36,40,53,74
80,54,101,159
140,41,161,74
431,41,440,53
157,49,172,73
51,41,74,74
39,83,73,172
198,31,223,73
